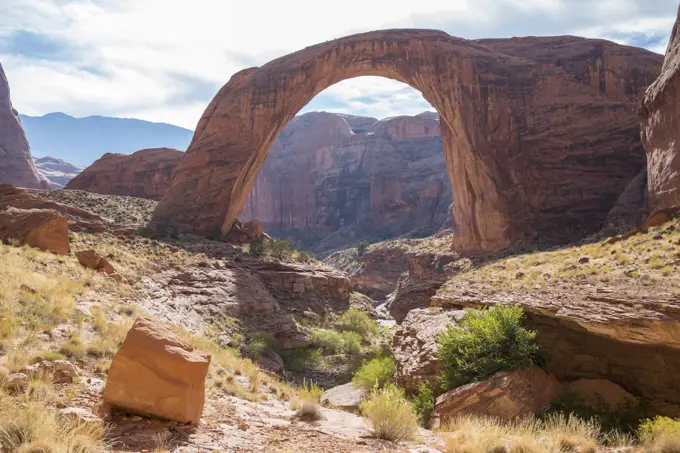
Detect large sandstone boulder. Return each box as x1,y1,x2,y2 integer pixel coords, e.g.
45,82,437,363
321,382,367,411
430,366,561,428
0,206,69,254
103,317,211,423
640,6,680,216
66,148,184,200
393,307,465,391
154,32,660,254
0,63,48,190
76,250,122,282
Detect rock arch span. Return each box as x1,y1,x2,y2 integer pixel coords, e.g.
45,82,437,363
153,30,659,253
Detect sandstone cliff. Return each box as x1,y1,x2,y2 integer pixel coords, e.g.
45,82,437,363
66,148,184,201
0,63,48,190
239,111,452,255
640,5,680,216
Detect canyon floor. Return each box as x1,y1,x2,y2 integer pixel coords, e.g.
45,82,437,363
3,189,680,453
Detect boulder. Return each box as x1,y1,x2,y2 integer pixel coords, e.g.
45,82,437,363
257,349,284,374
59,407,101,423
4,373,28,392
22,358,80,384
430,366,561,428
321,382,367,411
393,307,465,391
76,250,121,281
0,206,69,254
566,379,636,412
103,317,211,423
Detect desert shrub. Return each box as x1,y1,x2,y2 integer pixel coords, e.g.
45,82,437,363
280,348,323,372
335,308,379,338
411,383,435,427
437,305,538,391
268,239,294,261
360,384,419,442
341,331,362,355
310,328,345,353
292,380,324,421
639,416,680,452
352,356,395,390
249,237,266,257
357,240,368,257
243,331,276,359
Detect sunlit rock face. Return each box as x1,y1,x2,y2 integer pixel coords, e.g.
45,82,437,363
239,111,452,255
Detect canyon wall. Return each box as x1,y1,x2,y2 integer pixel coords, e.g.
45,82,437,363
239,111,453,255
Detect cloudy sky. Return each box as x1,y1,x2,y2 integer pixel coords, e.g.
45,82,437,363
0,0,677,130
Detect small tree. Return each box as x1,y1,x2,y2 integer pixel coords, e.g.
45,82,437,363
356,240,368,257
437,305,538,391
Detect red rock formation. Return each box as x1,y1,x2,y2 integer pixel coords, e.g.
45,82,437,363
0,63,48,190
66,148,183,200
154,31,661,254
640,6,680,215
240,111,451,254
0,206,69,255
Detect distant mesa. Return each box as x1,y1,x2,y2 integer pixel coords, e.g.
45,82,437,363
65,148,184,201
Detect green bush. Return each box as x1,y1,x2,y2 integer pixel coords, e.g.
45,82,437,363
310,329,345,354
437,305,538,391
243,331,276,359
249,237,266,257
411,383,435,427
269,239,294,261
639,416,680,442
280,348,323,372
357,240,368,257
336,308,379,338
341,331,362,355
353,356,395,390
360,384,419,442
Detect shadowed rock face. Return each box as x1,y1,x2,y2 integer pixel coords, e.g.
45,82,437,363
0,63,47,190
640,6,680,215
66,148,184,201
239,111,452,254
154,30,661,254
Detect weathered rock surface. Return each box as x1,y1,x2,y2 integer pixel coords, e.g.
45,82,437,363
393,308,465,391
0,184,109,234
0,206,69,254
433,284,680,415
155,32,660,254
640,6,680,216
138,259,353,349
0,63,47,190
386,250,459,322
566,378,635,412
104,317,211,423
240,111,452,254
321,382,366,411
430,366,561,428
225,219,266,244
23,358,80,384
4,373,28,392
66,148,184,200
35,156,84,189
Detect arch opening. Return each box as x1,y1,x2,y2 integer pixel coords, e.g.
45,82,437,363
237,76,454,255
153,30,651,255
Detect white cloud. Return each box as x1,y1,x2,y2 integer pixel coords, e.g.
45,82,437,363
0,0,677,129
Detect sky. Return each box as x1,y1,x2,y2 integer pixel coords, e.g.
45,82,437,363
0,0,677,130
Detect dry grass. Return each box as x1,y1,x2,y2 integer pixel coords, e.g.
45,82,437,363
436,219,680,294
291,380,324,421
359,385,419,443
443,413,604,453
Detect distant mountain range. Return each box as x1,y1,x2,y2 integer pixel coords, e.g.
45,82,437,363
34,156,84,189
19,112,194,166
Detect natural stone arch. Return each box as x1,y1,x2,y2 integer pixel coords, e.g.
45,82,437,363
153,30,653,254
